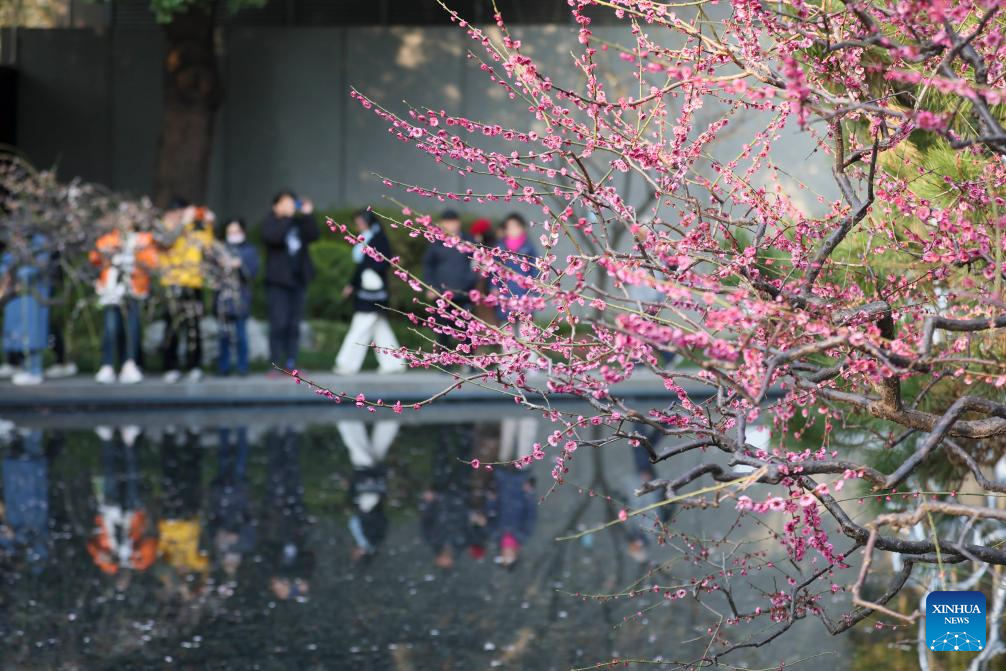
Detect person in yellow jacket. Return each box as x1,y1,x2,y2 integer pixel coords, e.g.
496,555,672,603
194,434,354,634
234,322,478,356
156,427,210,600
159,199,215,383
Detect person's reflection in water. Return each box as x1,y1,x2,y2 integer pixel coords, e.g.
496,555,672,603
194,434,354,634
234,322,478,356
262,426,313,601
624,428,674,562
87,426,156,590
467,423,501,561
0,426,50,572
420,423,477,570
210,426,254,592
337,420,399,563
491,417,538,568
157,427,209,601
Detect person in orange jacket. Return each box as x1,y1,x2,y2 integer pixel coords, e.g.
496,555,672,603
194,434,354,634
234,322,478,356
89,222,158,384
87,426,157,580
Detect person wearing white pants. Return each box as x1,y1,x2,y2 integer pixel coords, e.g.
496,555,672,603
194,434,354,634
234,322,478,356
334,210,405,374
335,311,405,374
337,420,400,560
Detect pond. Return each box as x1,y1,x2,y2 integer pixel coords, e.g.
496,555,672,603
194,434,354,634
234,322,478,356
0,407,902,670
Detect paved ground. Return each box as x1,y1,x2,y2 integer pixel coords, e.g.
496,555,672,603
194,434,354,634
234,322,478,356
0,369,690,413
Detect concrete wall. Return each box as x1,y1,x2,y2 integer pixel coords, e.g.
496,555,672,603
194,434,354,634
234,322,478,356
13,25,834,225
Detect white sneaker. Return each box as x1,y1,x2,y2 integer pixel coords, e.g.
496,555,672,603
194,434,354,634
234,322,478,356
186,368,203,383
95,365,117,385
0,363,17,379
46,362,78,378
118,360,143,385
12,371,43,386
163,370,182,384
120,425,141,446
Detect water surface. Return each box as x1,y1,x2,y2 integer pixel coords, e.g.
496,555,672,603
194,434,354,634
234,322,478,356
0,408,888,669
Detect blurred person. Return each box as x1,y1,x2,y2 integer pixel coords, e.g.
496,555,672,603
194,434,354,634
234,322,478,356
262,426,313,600
622,442,668,563
466,422,502,561
495,213,539,327
333,210,405,375
90,221,159,384
0,233,52,386
215,219,259,377
262,190,319,372
209,426,254,581
157,427,209,597
469,218,495,248
623,423,677,562
468,218,499,330
337,420,399,562
488,468,537,569
0,428,49,569
492,416,539,567
45,251,78,379
419,424,477,569
422,209,477,350
159,200,214,384
87,426,157,578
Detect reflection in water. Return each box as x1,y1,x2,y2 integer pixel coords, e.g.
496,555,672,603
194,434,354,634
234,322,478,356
211,426,253,581
421,424,477,570
1,427,49,569
159,428,209,601
0,413,860,669
263,426,312,602
89,426,156,583
339,420,398,562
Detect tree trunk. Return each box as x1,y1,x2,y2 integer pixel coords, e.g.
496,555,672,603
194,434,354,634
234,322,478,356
153,6,220,208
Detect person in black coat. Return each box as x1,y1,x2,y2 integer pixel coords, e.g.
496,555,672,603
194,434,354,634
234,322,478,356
261,190,320,371
333,210,404,374
422,209,477,349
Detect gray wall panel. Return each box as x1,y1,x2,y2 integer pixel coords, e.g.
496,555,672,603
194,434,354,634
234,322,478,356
16,29,111,184
13,24,833,226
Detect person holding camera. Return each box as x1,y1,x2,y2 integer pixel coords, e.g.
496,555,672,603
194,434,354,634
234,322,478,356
158,199,214,383
90,220,159,384
261,190,319,372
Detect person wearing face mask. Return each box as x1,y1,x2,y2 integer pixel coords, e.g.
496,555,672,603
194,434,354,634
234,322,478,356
333,210,405,374
215,219,259,377
495,212,539,327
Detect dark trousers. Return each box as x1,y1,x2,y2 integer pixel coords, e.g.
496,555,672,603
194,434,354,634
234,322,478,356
161,429,202,520
162,288,203,372
267,284,306,369
218,317,249,375
49,320,66,364
101,434,139,510
101,301,141,367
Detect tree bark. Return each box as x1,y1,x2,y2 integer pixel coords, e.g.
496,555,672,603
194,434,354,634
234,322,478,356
153,5,220,208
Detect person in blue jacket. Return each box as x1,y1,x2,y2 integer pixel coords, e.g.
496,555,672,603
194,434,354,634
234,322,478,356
0,233,51,386
0,428,50,570
215,219,260,376
495,213,539,327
